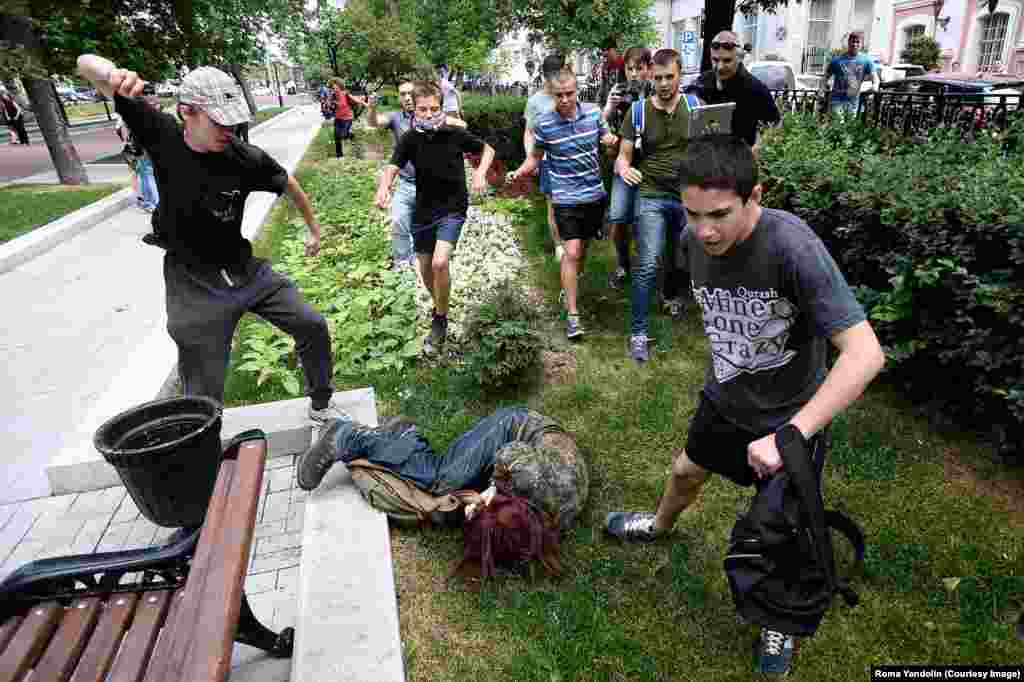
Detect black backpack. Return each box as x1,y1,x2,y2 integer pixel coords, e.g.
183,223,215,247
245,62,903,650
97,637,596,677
724,426,865,637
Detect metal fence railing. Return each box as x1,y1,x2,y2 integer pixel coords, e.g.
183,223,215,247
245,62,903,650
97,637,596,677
770,88,1023,137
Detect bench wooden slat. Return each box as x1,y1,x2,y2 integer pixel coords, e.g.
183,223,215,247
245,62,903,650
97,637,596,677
68,593,139,682
179,442,265,682
0,601,62,682
144,460,237,682
105,590,171,682
32,597,102,682
0,616,24,657
145,440,267,682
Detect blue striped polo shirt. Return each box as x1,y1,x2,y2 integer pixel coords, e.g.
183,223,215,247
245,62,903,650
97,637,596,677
532,103,609,206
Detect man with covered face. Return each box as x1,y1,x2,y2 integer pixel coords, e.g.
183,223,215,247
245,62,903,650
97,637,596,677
367,80,466,269
375,81,495,357
684,31,780,157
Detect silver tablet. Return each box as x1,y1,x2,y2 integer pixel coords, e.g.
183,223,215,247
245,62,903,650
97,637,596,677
687,102,736,137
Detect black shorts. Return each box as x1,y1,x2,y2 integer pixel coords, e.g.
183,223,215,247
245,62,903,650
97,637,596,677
685,393,826,488
553,200,605,242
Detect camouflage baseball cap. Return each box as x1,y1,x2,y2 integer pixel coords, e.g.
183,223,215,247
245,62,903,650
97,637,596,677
178,67,251,126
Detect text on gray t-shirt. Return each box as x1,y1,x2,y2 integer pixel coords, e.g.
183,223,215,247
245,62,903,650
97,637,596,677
685,208,866,433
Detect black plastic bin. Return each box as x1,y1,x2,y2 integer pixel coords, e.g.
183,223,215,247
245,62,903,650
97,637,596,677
94,396,223,528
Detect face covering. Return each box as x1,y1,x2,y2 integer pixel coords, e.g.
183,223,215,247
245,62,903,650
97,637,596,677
414,111,446,133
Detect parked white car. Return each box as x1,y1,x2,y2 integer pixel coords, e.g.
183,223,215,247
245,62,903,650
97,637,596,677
156,82,178,97
748,61,797,90
252,86,272,96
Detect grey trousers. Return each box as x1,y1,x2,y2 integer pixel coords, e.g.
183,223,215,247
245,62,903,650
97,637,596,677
164,254,333,405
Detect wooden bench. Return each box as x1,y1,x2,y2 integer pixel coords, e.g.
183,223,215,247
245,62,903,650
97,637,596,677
0,432,293,682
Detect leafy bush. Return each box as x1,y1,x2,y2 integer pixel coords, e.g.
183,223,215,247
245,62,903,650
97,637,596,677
462,93,527,168
461,286,544,390
900,36,942,71
760,113,1024,462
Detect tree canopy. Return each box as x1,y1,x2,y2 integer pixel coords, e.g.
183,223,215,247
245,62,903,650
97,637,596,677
496,0,657,53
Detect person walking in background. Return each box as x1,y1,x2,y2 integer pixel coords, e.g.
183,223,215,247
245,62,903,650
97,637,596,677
77,54,350,424
823,33,878,115
330,78,367,158
134,86,161,213
1,91,29,145
439,68,463,119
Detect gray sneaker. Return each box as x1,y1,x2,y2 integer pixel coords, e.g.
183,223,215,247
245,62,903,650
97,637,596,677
756,628,796,675
296,417,351,490
566,314,585,340
605,511,662,542
308,400,354,427
629,334,650,363
608,266,627,290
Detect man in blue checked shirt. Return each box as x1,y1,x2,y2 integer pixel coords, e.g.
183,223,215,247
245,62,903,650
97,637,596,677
508,66,618,340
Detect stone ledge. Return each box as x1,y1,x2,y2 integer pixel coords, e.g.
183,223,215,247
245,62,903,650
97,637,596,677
292,408,407,682
0,187,135,275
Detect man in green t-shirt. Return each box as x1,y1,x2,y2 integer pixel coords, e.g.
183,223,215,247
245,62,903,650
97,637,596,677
616,48,689,363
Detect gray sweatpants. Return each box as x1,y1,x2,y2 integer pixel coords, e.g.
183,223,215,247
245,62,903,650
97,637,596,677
164,254,333,405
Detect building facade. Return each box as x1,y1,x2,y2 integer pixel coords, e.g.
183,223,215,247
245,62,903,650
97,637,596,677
652,0,897,74
892,0,1024,74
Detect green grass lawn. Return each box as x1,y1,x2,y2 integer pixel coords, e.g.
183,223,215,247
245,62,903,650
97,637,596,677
222,123,1024,680
0,183,124,243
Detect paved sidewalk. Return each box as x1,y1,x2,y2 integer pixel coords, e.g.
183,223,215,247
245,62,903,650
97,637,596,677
0,451,306,672
0,104,327,504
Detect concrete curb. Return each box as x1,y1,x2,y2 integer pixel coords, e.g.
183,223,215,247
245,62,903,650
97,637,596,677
0,106,312,275
0,187,135,275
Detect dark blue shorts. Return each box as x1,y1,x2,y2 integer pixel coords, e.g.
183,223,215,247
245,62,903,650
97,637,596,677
413,213,466,255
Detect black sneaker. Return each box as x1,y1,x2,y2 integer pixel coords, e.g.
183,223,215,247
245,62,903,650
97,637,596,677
604,511,662,542
608,267,627,290
296,417,350,490
423,314,448,356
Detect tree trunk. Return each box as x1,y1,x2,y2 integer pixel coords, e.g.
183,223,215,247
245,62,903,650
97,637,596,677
23,77,88,185
701,3,737,73
228,63,257,116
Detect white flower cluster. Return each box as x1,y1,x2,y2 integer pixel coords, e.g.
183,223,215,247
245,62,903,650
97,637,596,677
412,205,526,343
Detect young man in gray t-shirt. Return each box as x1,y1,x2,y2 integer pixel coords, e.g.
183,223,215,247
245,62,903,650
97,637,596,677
606,134,885,675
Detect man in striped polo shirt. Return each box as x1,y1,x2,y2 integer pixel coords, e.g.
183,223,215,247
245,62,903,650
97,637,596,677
508,66,618,339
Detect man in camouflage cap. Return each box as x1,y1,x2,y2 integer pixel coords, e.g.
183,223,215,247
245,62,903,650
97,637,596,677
76,54,351,424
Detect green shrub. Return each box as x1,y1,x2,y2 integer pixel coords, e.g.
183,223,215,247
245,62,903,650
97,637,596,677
760,113,1024,462
461,286,544,390
462,93,528,168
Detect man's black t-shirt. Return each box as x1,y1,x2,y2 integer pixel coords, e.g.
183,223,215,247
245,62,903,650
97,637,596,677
114,94,289,268
685,64,780,146
390,127,485,227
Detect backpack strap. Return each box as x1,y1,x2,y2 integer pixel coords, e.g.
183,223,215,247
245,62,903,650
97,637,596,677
775,426,840,598
824,509,865,606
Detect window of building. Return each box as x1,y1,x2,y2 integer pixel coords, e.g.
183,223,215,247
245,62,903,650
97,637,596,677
805,0,834,74
979,12,1010,70
904,24,925,45
741,12,759,60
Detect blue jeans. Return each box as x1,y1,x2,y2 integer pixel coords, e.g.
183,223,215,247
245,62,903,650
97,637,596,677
333,119,353,157
608,174,638,225
831,98,858,114
631,196,686,336
136,156,159,209
390,177,416,264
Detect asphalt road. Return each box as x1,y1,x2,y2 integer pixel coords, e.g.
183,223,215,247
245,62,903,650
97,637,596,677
0,94,309,183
